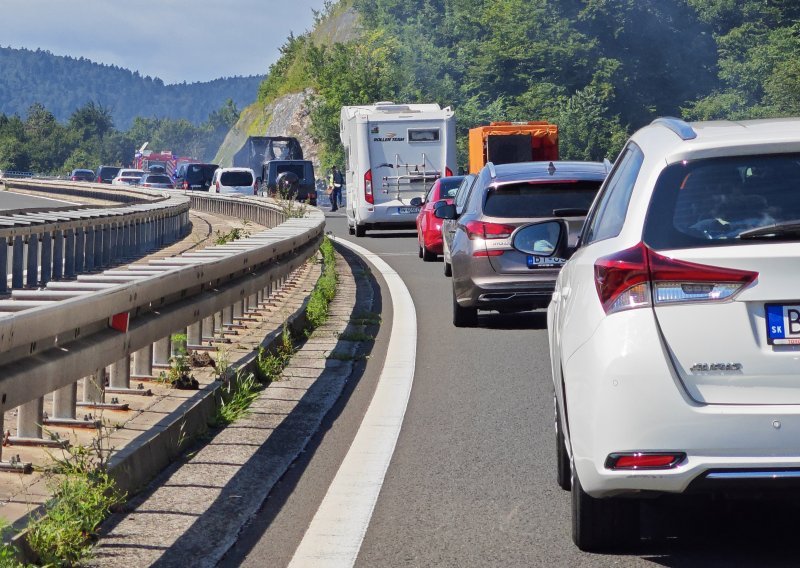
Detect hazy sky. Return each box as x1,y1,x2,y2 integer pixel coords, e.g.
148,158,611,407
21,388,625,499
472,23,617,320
3,0,327,84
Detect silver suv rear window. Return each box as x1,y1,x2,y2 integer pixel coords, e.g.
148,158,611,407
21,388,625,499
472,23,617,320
483,180,601,218
644,154,800,249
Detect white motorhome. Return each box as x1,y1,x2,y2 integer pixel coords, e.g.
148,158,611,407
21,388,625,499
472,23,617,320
340,102,456,236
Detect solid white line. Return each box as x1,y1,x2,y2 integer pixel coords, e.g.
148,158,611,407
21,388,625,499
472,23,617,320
288,238,417,568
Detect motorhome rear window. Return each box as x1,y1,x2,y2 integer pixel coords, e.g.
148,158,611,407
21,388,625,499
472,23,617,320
409,129,440,142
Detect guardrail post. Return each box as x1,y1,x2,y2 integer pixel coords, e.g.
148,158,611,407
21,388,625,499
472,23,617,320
11,236,23,289
0,238,8,295
123,222,133,259
202,314,214,343
41,231,52,285
136,221,145,255
233,300,244,320
17,397,43,439
154,337,171,367
53,383,77,420
74,227,85,274
110,356,131,389
25,234,38,288
84,226,95,272
247,293,258,313
213,311,224,337
53,230,64,280
102,223,111,267
83,369,105,404
187,320,202,348
133,344,154,378
222,305,234,329
94,224,103,268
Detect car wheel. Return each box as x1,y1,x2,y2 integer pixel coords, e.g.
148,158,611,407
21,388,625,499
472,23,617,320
555,397,571,491
355,224,366,237
348,222,355,235
444,262,452,277
422,246,436,262
452,289,477,327
571,468,639,551
418,245,423,259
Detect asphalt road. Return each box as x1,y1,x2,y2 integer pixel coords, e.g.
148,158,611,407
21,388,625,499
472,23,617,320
0,191,76,211
223,213,800,567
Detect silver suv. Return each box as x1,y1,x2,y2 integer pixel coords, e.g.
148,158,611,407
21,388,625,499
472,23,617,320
436,161,609,326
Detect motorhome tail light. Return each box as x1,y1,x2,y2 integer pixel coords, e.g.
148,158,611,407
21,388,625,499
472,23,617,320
605,452,686,470
463,220,515,240
594,242,758,315
364,169,374,205
445,167,453,177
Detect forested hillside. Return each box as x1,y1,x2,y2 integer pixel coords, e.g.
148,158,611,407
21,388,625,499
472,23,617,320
250,0,800,169
0,47,263,128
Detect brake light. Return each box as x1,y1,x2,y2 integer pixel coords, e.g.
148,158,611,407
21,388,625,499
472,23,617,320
71,176,78,181
216,181,220,192
605,452,685,470
183,181,189,190
463,221,515,240
364,170,374,205
96,176,102,183
594,243,758,315
473,249,505,257
445,167,453,177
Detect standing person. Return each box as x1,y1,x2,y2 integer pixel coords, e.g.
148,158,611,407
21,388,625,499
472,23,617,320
329,165,344,212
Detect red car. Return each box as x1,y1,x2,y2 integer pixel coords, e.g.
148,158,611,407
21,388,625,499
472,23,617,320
416,175,464,261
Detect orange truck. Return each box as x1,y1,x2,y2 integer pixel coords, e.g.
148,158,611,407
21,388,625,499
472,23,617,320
468,121,558,174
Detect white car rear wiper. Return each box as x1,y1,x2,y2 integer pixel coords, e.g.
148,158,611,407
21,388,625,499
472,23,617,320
738,219,800,239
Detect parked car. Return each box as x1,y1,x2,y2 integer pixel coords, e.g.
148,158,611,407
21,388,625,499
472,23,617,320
95,165,121,184
111,169,146,186
442,174,477,276
415,175,464,261
436,161,608,326
139,173,175,189
70,169,95,182
174,163,219,191
544,117,800,551
210,167,257,195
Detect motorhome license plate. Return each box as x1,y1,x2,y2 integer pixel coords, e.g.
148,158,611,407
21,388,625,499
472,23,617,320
765,304,800,344
397,207,420,215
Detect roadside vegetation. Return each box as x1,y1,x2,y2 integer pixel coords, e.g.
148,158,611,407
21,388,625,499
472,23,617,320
250,0,800,170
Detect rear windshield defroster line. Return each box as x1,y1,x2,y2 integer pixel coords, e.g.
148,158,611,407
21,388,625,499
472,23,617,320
483,180,601,218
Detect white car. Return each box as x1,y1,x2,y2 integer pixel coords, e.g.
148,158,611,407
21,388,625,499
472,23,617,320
544,117,800,551
209,167,256,195
111,169,146,186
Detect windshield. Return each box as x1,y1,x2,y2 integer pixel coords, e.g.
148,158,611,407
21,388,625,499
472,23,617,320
275,164,305,179
483,180,601,217
644,154,800,249
186,164,218,183
144,175,172,184
221,171,254,186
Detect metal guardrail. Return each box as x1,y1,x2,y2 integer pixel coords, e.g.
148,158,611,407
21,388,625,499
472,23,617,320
0,188,324,470
0,180,191,293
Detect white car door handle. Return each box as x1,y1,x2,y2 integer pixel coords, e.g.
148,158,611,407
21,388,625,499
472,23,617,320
561,287,571,301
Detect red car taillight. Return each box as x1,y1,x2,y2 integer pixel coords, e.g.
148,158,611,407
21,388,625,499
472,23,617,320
216,181,220,191
183,181,189,190
364,170,374,205
594,242,758,315
463,220,515,240
445,167,453,177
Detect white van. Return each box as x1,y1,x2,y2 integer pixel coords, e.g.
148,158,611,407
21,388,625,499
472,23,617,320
209,167,256,196
340,102,456,236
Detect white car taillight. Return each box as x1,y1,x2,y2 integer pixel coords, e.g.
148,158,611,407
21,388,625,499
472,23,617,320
594,242,758,315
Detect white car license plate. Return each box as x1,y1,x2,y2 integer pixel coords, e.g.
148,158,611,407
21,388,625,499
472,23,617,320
396,207,420,215
766,304,800,345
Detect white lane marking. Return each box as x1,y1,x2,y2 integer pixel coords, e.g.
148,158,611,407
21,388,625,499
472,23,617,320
288,238,416,568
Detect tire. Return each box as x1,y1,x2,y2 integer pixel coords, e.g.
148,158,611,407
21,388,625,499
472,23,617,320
418,245,423,259
444,262,452,277
348,222,355,235
452,290,477,327
571,469,639,551
422,245,436,262
355,224,366,237
555,398,571,491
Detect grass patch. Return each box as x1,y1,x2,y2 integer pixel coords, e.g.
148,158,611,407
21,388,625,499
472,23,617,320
350,311,381,326
255,325,295,383
210,371,263,427
326,351,367,361
306,237,337,329
214,224,250,245
337,331,374,342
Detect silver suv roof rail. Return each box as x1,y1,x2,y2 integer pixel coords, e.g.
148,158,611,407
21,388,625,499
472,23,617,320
487,162,497,179
651,117,697,140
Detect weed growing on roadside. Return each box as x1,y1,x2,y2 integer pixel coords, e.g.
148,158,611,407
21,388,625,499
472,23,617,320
25,425,125,566
210,371,263,427
255,324,295,383
273,186,310,219
306,237,337,329
214,223,251,245
350,311,381,326
158,333,198,389
337,331,374,342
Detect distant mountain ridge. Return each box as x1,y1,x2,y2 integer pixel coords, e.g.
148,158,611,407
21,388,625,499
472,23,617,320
0,46,265,129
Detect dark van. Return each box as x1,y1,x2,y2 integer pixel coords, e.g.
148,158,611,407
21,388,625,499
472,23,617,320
95,165,121,184
174,163,219,191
